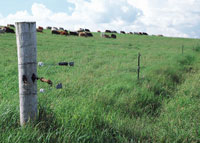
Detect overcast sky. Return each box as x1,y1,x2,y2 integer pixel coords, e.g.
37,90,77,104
0,0,200,38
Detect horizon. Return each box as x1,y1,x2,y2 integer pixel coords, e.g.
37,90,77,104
0,0,200,39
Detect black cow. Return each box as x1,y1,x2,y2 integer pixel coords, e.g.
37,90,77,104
52,30,60,35
7,24,15,28
142,32,148,35
105,30,111,33
86,32,93,37
111,30,117,33
85,29,90,32
4,27,15,33
120,31,126,34
59,27,64,30
111,34,117,39
69,31,78,36
46,26,52,30
52,27,58,30
78,28,84,32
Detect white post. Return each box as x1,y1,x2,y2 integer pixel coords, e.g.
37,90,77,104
16,22,37,126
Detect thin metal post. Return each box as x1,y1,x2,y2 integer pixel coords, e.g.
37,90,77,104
137,53,141,81
182,45,184,54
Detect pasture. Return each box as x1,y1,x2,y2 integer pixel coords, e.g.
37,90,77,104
0,30,200,142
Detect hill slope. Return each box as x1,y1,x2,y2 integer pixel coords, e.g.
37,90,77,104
0,31,200,142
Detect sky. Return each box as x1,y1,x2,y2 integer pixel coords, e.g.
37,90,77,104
0,0,200,38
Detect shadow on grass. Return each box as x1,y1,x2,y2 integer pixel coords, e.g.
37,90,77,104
34,104,64,142
36,104,61,132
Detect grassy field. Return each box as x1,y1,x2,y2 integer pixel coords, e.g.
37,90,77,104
0,30,200,142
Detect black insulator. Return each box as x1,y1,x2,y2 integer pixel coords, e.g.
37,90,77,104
69,62,74,66
58,62,68,66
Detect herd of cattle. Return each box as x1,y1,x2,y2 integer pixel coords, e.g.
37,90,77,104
0,24,15,34
0,24,164,38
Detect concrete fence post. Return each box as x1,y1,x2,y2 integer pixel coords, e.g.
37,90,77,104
15,22,37,126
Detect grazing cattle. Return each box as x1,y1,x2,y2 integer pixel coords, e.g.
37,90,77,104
38,26,43,30
4,27,15,33
37,28,43,33
158,34,163,37
60,30,68,35
52,30,60,35
52,30,68,35
0,28,5,34
46,26,52,30
59,27,64,30
86,32,93,37
97,30,101,33
79,32,87,37
85,29,90,32
111,30,117,33
120,31,126,34
52,27,58,31
142,32,148,35
136,32,148,35
111,34,117,39
69,31,78,36
7,24,15,28
105,30,111,33
101,33,110,38
129,32,133,34
78,28,84,32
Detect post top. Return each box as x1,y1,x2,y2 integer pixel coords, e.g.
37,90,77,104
15,22,36,25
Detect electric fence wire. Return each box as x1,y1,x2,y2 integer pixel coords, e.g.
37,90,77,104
37,61,74,92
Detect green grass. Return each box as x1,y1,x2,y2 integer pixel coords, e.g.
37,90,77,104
0,30,200,142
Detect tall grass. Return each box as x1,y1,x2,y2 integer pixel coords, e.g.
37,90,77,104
0,31,200,142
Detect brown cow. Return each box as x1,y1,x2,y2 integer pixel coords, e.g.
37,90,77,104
38,26,43,30
101,33,110,38
79,32,87,37
60,30,68,35
37,28,43,33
